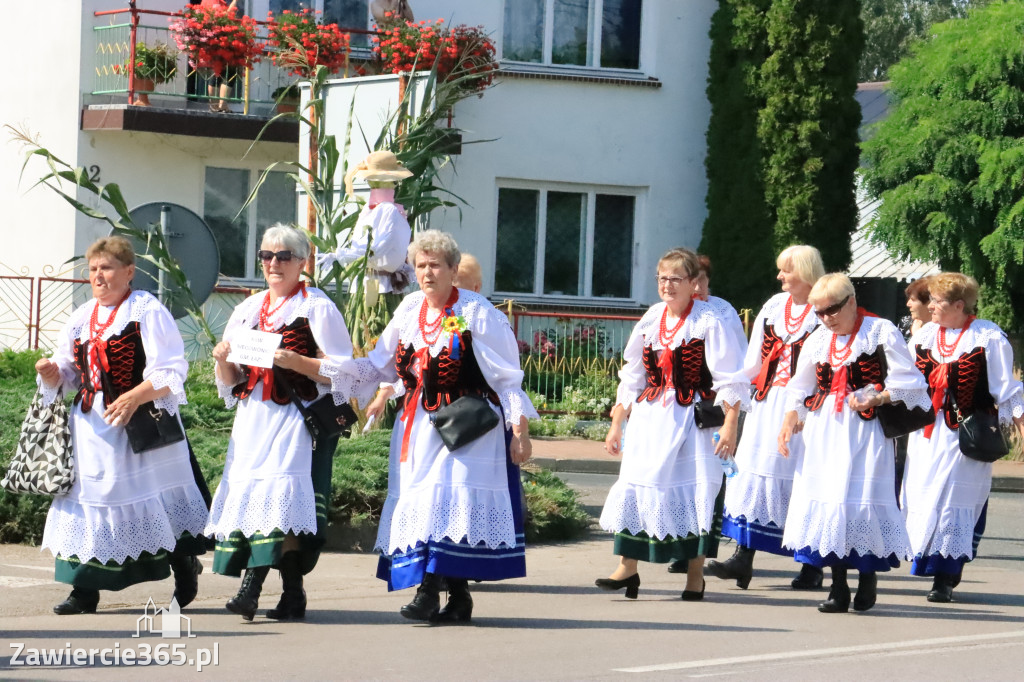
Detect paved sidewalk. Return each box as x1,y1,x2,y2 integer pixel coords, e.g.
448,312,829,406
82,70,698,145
531,437,1024,493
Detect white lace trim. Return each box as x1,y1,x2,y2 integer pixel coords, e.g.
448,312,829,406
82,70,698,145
204,475,317,540
317,358,357,406
65,290,166,342
341,358,386,406
499,388,539,426
148,368,186,415
229,287,335,331
782,499,912,559
37,378,65,407
906,506,976,561
598,480,719,540
889,386,932,412
216,373,239,409
391,290,494,356
1001,392,1024,424
41,485,209,564
715,384,751,413
723,472,793,527
375,486,517,553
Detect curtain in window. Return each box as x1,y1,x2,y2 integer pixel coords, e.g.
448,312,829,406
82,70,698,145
503,0,545,63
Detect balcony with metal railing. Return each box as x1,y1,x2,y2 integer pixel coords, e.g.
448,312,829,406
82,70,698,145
83,3,374,142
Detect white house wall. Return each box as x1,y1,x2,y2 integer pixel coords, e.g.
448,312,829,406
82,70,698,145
318,0,716,306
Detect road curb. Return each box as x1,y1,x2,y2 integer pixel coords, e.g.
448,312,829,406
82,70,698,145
533,458,1024,494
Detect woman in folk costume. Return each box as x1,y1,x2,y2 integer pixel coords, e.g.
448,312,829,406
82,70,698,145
597,248,748,601
351,230,535,624
318,150,415,322
903,273,1024,603
779,274,928,613
206,225,356,621
707,245,825,591
36,236,208,615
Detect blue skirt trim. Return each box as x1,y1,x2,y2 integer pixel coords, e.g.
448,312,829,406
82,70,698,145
910,499,989,577
793,547,901,573
721,515,792,556
377,426,526,592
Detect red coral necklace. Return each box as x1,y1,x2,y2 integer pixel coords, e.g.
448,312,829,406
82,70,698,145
937,316,975,359
659,300,694,347
829,311,864,366
259,283,304,331
784,296,811,334
419,289,459,345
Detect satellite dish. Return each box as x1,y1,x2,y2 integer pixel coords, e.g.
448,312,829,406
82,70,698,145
121,203,220,319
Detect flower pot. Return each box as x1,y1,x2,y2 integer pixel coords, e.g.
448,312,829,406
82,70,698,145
275,100,300,114
132,77,154,106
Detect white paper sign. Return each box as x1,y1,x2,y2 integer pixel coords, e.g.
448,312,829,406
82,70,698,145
227,329,282,369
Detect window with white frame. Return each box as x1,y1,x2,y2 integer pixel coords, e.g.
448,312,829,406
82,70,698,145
204,167,297,281
259,0,371,47
494,185,636,299
502,0,642,69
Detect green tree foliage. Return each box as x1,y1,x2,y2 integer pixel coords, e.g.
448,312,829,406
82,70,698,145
703,1,863,308
859,0,988,82
862,1,1024,330
699,0,776,312
760,0,863,272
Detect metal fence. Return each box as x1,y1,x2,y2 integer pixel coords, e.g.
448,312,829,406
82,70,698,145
0,276,249,361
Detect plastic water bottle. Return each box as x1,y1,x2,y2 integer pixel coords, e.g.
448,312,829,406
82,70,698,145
853,384,880,403
713,432,739,478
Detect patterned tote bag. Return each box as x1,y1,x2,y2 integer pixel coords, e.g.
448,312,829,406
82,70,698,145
1,390,74,495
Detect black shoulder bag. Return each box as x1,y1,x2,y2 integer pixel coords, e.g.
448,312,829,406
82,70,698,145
280,376,357,450
126,402,186,454
872,347,935,439
432,394,500,451
951,396,1008,463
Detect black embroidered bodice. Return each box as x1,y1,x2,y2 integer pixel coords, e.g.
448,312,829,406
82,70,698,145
233,317,321,405
803,346,886,421
395,331,497,413
637,338,715,406
72,321,145,413
753,322,816,401
915,346,996,429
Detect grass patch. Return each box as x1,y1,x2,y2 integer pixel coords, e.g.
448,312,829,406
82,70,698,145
2,352,589,546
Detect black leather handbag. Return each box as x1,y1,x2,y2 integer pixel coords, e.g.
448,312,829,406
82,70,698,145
693,399,725,429
875,402,935,439
953,398,1008,463
281,378,357,449
126,403,186,454
432,394,500,451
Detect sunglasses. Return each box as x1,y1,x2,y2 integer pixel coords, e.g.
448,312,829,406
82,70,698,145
257,249,295,263
814,295,850,318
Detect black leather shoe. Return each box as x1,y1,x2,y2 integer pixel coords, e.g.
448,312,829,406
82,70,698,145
225,566,270,621
853,571,877,612
435,578,473,624
681,579,706,601
818,566,850,613
595,573,640,599
706,545,755,589
53,588,99,615
927,573,954,603
170,554,203,609
267,552,306,620
401,573,442,621
667,560,688,574
791,563,824,590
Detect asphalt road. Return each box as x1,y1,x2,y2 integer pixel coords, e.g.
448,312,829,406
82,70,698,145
0,477,1021,681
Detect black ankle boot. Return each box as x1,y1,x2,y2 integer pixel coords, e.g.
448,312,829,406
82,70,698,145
927,572,954,603
400,573,442,622
226,566,270,621
170,553,203,609
267,552,306,620
853,571,877,612
706,545,755,589
818,566,851,613
791,563,824,590
436,577,473,624
54,587,100,615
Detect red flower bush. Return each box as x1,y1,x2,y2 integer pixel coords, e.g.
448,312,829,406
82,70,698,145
169,4,262,76
373,13,496,93
266,8,351,77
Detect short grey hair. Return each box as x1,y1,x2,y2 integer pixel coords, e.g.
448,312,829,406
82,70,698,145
808,273,856,307
261,224,311,260
408,229,461,268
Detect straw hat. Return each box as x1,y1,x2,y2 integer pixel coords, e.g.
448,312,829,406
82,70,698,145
344,150,413,195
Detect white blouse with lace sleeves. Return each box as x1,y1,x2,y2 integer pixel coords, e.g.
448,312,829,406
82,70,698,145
703,310,750,411
468,303,540,427
980,322,1024,423
781,327,827,420
341,299,408,407
613,308,655,410
138,300,189,415
740,299,772,386
37,312,81,406
308,297,357,405
214,299,255,406
875,320,930,410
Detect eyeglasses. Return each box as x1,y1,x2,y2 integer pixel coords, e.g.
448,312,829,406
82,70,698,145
814,295,850,318
258,249,295,263
656,276,689,287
